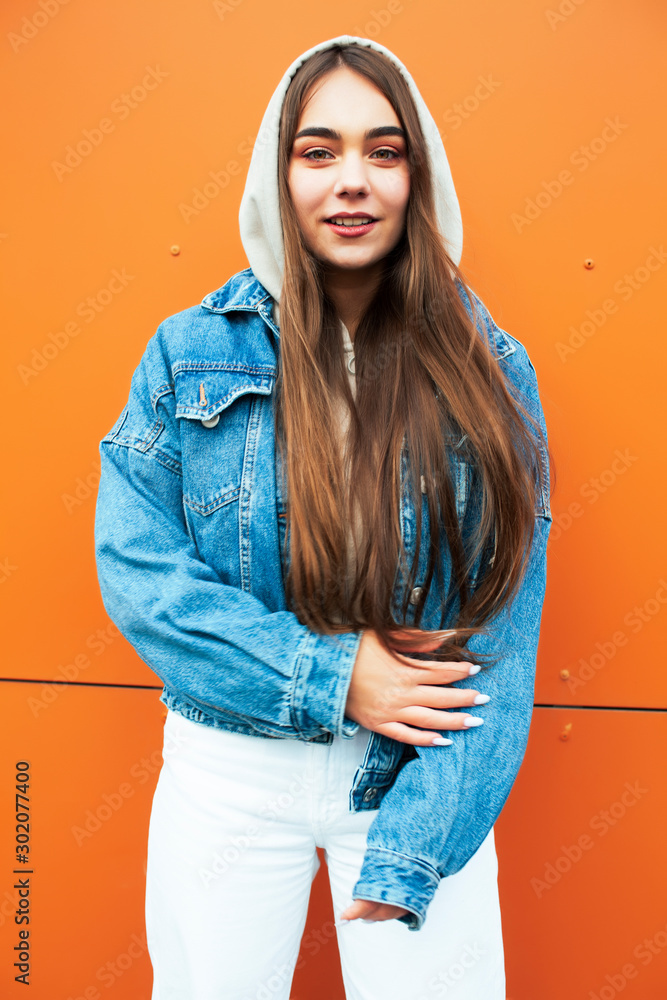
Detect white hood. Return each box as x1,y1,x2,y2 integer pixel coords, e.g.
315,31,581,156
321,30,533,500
238,35,463,323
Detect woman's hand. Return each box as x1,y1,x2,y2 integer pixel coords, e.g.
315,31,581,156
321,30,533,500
339,900,411,923
345,627,487,746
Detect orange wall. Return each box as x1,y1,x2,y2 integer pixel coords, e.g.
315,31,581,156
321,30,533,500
1,1,665,996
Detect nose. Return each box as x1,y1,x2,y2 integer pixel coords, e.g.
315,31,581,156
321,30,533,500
332,152,372,197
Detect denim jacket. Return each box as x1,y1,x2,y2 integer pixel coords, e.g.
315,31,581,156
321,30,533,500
94,268,552,931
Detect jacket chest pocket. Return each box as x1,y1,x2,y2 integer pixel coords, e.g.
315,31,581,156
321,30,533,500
173,367,275,579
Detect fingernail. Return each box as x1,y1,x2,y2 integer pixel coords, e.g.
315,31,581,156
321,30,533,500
468,664,481,675
462,715,484,727
473,694,490,705
431,737,454,745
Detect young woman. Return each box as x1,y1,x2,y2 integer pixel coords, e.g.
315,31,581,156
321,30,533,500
95,35,553,1000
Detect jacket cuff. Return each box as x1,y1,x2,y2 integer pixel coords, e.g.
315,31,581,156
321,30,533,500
351,847,441,932
294,630,363,738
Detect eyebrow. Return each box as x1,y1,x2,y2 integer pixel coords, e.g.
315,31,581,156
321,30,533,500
293,125,406,142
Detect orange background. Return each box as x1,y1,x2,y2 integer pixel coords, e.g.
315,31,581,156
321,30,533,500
1,0,666,996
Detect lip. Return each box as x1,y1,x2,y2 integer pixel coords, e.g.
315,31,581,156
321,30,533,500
324,216,378,237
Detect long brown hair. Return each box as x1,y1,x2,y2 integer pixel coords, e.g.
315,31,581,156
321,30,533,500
274,43,553,667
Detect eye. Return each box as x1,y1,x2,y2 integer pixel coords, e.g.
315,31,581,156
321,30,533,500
302,148,333,161
371,148,401,161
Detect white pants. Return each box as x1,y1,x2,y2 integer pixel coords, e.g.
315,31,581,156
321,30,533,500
145,708,505,999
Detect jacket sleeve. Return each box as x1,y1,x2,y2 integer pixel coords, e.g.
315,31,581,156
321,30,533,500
351,321,553,931
94,328,362,741
351,511,550,930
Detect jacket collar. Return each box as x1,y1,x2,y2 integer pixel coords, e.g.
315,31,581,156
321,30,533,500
200,268,280,340
200,268,271,312
200,268,516,361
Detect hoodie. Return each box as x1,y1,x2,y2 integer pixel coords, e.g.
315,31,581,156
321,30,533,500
238,34,464,328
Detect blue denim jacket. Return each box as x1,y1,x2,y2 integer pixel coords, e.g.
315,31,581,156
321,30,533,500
94,268,552,931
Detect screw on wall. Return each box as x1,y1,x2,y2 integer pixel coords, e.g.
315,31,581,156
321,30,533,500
170,245,180,256
559,669,570,680
560,722,573,741
584,258,595,269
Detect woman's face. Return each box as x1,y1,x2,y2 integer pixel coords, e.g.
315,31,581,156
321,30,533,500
287,66,410,279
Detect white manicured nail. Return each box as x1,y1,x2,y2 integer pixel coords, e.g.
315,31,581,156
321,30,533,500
473,694,490,705
431,737,453,746
462,715,484,727
468,664,481,675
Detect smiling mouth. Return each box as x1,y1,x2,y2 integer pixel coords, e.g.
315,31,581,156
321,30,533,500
325,216,377,227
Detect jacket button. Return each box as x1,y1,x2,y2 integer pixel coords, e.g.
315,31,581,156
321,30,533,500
362,788,377,802
409,586,424,605
201,414,220,428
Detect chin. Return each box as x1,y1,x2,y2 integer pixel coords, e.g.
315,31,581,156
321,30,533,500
323,248,385,266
